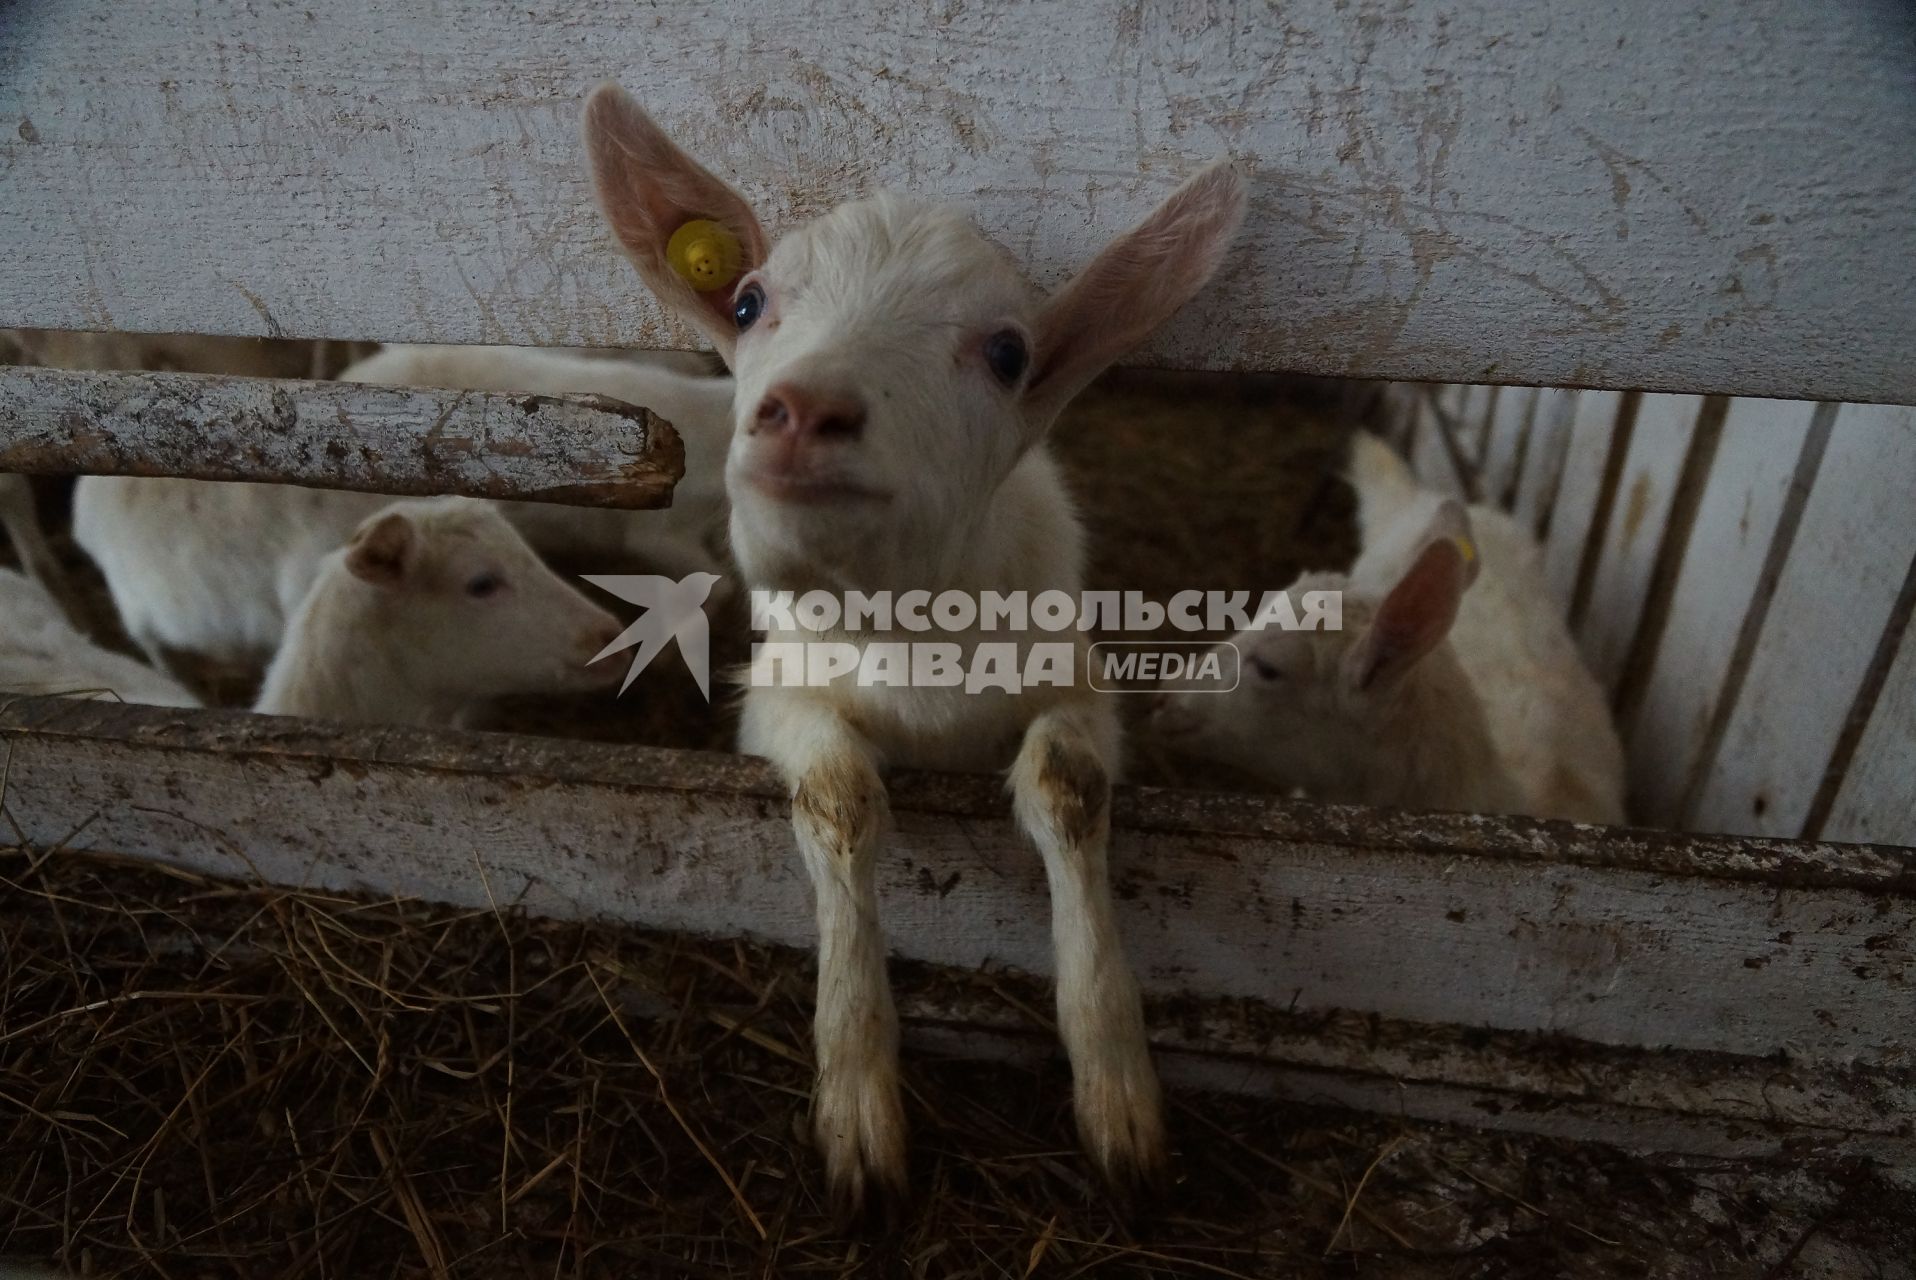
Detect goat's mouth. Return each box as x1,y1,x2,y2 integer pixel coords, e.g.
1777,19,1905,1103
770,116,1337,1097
746,470,894,506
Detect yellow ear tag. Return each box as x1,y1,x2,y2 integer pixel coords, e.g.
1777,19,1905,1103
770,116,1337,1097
1453,535,1477,565
667,219,743,293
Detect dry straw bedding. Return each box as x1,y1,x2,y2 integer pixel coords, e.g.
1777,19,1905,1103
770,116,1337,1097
2,845,1910,1279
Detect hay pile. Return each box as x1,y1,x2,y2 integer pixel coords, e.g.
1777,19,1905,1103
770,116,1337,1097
4,845,1909,1278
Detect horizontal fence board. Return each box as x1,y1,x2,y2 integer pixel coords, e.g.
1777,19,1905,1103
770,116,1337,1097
1692,405,1916,839
0,697,1909,1083
0,367,681,507
907,985,1915,1162
2,1,1913,399
1625,398,1822,827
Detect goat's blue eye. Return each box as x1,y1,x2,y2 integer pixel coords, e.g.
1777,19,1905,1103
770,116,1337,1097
466,573,504,599
984,330,1028,385
733,282,765,331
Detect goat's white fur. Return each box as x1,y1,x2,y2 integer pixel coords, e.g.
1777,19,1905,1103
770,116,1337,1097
2,499,617,727
73,477,385,671
72,349,730,673
585,83,1246,1210
254,498,622,727
1155,434,1626,824
0,567,201,709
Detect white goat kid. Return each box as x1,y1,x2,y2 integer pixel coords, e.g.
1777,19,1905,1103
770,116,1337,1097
4,499,617,725
585,84,1245,1212
0,567,201,708
74,351,730,675
339,344,735,580
1153,434,1626,824
73,477,387,672
255,497,623,726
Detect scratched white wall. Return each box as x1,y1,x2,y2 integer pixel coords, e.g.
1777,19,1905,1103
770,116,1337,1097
1,0,1913,402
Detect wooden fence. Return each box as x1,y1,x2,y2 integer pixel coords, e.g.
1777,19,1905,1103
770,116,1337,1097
0,0,1911,1165
1391,387,1916,847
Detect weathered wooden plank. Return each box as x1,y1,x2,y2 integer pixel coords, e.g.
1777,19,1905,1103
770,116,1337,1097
1408,388,1470,501
1575,394,1703,689
0,367,681,508
906,984,1915,1163
3,1,1912,399
1610,397,1728,727
1377,382,1421,454
1623,399,1822,827
1459,385,1498,474
1511,387,1579,537
0,697,1909,1085
1691,405,1916,839
1543,391,1626,615
1824,612,1916,846
1481,385,1537,510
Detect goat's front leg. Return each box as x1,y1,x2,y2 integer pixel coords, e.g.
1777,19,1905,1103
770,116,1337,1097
742,694,905,1216
1010,702,1165,1196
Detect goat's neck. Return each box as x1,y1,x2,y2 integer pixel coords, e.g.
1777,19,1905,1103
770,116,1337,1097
767,447,1079,614
1369,650,1525,815
254,585,461,727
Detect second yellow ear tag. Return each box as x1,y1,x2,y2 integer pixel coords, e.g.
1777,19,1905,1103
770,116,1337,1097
1454,535,1477,565
667,219,743,293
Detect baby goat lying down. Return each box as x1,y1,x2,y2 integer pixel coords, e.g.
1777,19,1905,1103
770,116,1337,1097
584,84,1245,1211
255,497,623,726
1154,434,1626,824
0,568,200,709
3,499,619,726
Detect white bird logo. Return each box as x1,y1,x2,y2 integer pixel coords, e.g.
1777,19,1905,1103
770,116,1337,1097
581,572,723,699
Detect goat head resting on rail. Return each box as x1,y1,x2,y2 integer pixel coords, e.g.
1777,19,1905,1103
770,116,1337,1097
584,81,1245,1215
584,84,1245,593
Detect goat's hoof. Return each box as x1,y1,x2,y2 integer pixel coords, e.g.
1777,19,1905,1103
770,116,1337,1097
1076,1063,1168,1211
813,1076,909,1228
824,1160,909,1231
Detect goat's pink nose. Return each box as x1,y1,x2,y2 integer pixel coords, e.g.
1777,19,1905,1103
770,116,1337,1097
754,382,866,442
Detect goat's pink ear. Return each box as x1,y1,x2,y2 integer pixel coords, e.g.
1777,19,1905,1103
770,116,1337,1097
1423,500,1483,589
583,83,769,364
1025,158,1246,420
345,512,417,588
1344,538,1468,692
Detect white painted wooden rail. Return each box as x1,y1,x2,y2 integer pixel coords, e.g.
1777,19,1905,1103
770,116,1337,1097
0,368,681,506
2,1,1914,402
3,697,1909,1162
